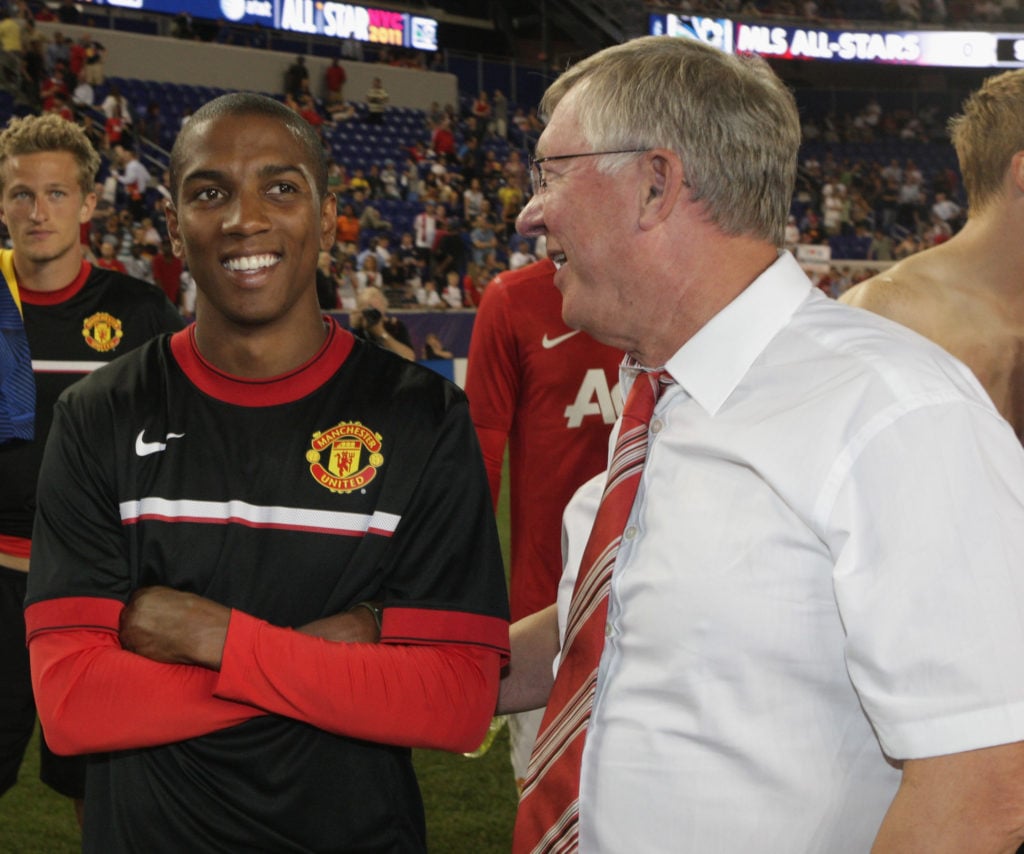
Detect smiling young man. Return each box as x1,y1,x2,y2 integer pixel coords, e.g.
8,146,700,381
24,93,509,851
0,114,182,819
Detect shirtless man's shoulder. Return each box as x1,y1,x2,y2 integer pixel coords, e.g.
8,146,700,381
841,239,1024,438
840,244,962,339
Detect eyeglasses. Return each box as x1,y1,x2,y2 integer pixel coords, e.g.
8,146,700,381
528,149,651,196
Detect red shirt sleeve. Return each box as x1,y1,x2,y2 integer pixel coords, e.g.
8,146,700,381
26,597,264,756
215,607,505,754
465,274,518,508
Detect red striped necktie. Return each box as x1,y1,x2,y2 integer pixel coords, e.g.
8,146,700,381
513,368,673,854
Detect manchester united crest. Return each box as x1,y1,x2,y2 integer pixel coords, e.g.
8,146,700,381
307,421,384,494
81,312,124,353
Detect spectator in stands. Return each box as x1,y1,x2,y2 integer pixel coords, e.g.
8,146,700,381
463,176,484,222
415,277,443,308
363,162,384,200
333,255,358,310
896,168,924,230
0,9,21,96
413,201,438,262
365,76,388,125
327,99,356,124
349,285,414,359
111,144,151,223
867,227,894,260
471,90,491,129
497,179,524,238
55,0,79,24
440,268,463,308
297,93,325,144
457,135,482,183
930,190,962,230
492,89,508,139
44,30,69,74
315,250,336,310
323,57,345,106
433,215,466,283
470,214,497,266
335,202,360,252
347,166,369,195
122,241,153,283
431,116,456,163
508,236,535,270
356,253,383,291
104,104,128,151
79,33,104,85
283,55,308,100
101,82,132,125
922,212,953,247
326,160,347,196
370,233,391,268
169,12,195,39
151,237,183,308
462,262,487,308
39,59,69,110
381,253,410,306
137,101,164,147
379,159,400,199
355,192,390,231
504,149,528,195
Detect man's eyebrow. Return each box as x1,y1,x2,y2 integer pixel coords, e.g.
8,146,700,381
5,182,74,199
180,164,309,186
179,168,226,187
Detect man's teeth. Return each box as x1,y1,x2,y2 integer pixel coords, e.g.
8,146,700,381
223,254,280,272
552,253,567,270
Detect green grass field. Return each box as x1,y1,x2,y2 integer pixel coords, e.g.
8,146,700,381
0,462,519,852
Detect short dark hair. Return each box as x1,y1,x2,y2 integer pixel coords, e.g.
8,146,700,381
168,92,328,202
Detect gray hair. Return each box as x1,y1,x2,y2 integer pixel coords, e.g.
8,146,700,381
541,36,800,246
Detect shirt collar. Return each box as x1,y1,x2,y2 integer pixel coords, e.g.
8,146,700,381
630,251,811,415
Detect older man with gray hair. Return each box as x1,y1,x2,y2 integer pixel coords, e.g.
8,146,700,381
501,35,1024,853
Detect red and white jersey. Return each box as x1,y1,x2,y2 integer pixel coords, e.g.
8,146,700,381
465,259,623,621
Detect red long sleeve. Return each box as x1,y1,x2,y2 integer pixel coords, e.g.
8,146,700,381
28,597,507,757
215,608,505,754
26,597,263,755
475,424,509,510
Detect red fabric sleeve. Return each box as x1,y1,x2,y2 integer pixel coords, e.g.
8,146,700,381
465,274,519,510
215,608,504,754
26,597,264,756
476,425,508,510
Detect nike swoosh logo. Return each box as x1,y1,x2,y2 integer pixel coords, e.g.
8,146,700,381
541,330,582,349
135,430,186,457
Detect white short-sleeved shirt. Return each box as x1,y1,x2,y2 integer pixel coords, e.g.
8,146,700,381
558,251,1024,852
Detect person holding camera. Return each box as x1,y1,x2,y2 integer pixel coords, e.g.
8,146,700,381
350,285,414,360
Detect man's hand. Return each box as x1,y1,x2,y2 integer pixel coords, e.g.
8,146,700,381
120,586,230,670
297,604,381,643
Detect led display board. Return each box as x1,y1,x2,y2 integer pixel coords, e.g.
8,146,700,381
95,0,438,51
650,12,1024,68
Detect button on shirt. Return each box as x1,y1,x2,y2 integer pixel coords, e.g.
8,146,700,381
556,251,1024,852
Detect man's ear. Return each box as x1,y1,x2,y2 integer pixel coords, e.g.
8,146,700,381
165,203,185,259
1011,151,1024,196
639,150,685,230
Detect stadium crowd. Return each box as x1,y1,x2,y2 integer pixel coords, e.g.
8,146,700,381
0,0,981,335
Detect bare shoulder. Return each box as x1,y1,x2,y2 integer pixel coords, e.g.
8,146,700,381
839,253,952,334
